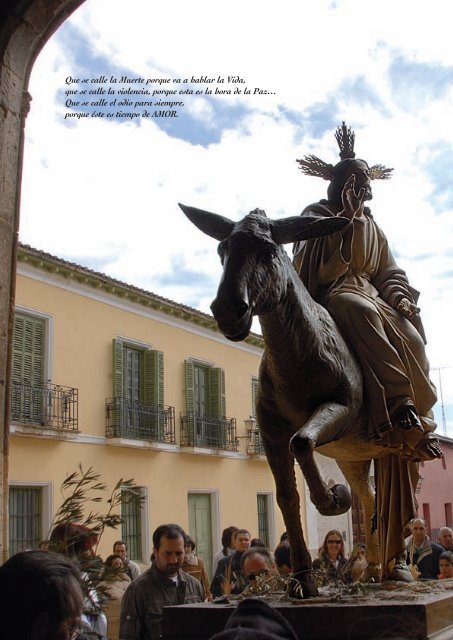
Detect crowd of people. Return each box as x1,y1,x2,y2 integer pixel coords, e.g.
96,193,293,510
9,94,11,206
405,518,453,580
0,518,452,639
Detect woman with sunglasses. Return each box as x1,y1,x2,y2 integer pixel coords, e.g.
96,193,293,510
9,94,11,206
312,530,347,586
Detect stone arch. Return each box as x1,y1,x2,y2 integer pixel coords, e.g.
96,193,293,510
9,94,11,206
0,0,87,559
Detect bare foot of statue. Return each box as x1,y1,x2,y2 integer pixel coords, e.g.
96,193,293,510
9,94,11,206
392,403,423,432
412,433,443,461
387,553,414,582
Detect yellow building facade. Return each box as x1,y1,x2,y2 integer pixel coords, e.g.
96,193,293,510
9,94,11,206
9,244,285,572
9,244,352,573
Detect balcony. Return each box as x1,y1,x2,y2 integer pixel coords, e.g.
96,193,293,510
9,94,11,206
180,412,238,451
11,381,78,431
245,418,266,456
106,397,176,444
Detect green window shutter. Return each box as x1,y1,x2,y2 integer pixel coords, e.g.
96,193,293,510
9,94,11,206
208,367,225,418
12,315,25,385
13,313,44,385
144,350,164,406
112,339,124,397
185,360,196,444
144,349,164,439
111,339,124,435
185,360,195,413
12,314,45,424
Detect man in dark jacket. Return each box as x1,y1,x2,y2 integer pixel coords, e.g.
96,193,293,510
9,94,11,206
406,518,444,579
119,523,203,639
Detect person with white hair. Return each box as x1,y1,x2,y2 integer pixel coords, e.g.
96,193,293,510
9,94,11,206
439,526,453,551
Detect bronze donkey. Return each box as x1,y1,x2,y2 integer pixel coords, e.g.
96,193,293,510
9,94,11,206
181,203,417,598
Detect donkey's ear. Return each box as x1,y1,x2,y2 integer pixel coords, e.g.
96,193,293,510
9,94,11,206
271,215,349,244
179,203,235,241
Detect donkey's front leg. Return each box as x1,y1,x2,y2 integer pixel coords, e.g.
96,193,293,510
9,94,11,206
290,402,352,516
259,422,318,598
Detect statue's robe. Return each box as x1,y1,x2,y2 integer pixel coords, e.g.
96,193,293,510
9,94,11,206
294,201,438,578
293,201,437,440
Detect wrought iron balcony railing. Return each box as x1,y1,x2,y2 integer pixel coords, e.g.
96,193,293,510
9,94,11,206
180,412,238,451
106,397,176,444
246,424,266,456
11,380,79,431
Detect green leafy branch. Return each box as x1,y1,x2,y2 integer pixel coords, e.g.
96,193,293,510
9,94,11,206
45,464,144,614
48,463,143,550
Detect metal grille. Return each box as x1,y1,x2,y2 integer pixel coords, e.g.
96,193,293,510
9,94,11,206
246,426,266,455
257,494,270,547
121,488,143,562
9,486,43,555
106,398,176,443
11,381,78,431
180,412,238,451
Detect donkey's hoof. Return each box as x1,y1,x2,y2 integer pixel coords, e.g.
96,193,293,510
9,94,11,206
330,483,352,514
289,433,314,457
364,563,381,583
317,483,351,516
387,564,414,582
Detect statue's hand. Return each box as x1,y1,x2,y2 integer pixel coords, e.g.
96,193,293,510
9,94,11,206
397,298,420,319
341,174,365,220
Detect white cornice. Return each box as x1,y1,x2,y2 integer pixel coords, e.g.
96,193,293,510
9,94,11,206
180,446,248,460
10,425,253,458
17,263,263,357
105,437,180,452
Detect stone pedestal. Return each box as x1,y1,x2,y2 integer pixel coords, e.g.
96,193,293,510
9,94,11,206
163,589,453,639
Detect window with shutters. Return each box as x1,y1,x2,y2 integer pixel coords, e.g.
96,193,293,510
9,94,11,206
181,359,237,451
11,311,78,431
106,338,175,443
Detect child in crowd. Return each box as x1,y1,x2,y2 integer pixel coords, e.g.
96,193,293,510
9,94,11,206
438,551,453,579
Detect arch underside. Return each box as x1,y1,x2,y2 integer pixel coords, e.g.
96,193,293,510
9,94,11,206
0,0,87,560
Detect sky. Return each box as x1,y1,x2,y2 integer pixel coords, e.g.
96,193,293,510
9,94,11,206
19,0,453,436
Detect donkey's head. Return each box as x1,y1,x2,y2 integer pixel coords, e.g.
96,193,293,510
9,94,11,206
180,203,347,342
